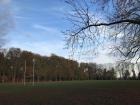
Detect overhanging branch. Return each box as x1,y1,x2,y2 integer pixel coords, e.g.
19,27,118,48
88,19,140,27
73,19,140,35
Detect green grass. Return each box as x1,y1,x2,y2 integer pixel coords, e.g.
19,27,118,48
0,80,139,91
0,80,140,105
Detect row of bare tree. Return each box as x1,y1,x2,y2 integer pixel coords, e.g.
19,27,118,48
0,48,140,83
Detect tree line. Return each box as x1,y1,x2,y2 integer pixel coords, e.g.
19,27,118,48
0,48,140,83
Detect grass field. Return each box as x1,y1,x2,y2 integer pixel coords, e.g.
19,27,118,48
0,80,140,105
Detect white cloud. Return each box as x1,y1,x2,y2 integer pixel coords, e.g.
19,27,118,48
4,23,67,57
15,16,29,19
0,0,11,5
92,41,117,64
72,41,117,64
75,50,116,64
32,24,63,40
48,6,66,14
93,54,116,64
33,24,51,31
4,40,68,57
0,0,14,47
33,24,60,33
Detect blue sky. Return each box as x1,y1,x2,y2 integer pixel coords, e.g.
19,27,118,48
4,0,69,57
1,0,116,64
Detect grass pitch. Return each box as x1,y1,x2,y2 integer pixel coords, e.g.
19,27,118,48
0,80,140,105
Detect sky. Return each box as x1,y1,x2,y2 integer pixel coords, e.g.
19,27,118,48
1,0,116,64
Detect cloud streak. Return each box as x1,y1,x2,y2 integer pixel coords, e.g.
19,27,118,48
0,0,11,5
33,24,59,33
0,0,14,47
32,24,62,40
4,40,68,57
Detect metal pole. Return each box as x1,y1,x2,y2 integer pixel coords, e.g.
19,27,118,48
33,58,35,86
24,60,26,85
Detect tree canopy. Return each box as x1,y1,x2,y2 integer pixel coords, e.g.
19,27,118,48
0,47,119,83
65,0,140,62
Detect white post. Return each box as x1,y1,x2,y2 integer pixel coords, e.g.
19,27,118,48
32,58,35,86
24,60,26,85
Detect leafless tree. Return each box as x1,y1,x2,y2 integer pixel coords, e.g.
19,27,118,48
116,61,130,79
64,0,140,62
